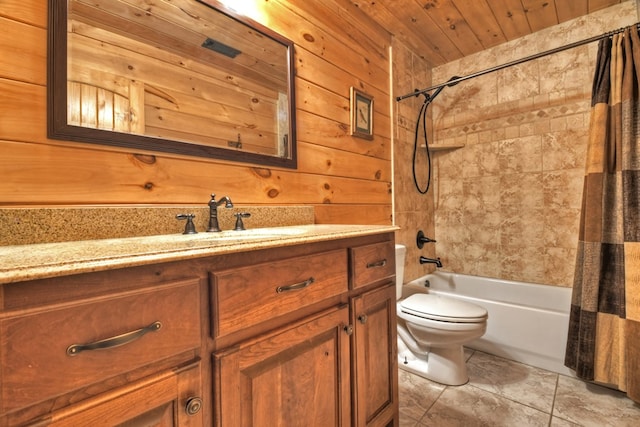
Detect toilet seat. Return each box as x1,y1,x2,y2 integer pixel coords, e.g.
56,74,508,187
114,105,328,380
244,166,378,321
399,293,487,323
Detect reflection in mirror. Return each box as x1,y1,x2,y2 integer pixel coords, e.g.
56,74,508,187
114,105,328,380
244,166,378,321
48,0,296,168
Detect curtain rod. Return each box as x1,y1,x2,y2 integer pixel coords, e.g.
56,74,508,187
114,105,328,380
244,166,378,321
396,22,640,102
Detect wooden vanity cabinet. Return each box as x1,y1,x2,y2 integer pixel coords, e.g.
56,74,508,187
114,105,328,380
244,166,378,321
350,241,398,427
214,306,352,426
0,230,397,426
351,284,398,427
211,247,352,426
39,360,203,426
0,274,205,427
350,241,395,291
212,235,398,427
210,249,349,340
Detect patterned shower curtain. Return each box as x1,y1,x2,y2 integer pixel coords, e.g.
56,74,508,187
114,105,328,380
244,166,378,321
565,26,640,403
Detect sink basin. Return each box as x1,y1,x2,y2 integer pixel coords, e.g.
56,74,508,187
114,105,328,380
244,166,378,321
212,227,309,240
115,226,312,255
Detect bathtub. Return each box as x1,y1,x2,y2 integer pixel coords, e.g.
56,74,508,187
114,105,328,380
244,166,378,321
402,271,574,376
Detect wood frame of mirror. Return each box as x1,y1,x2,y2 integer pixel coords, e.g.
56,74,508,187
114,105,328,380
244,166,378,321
47,0,297,169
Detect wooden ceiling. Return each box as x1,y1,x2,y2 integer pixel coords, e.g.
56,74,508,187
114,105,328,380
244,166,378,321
71,0,289,90
348,0,625,66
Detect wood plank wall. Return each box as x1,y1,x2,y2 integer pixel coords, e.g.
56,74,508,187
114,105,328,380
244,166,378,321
0,0,393,225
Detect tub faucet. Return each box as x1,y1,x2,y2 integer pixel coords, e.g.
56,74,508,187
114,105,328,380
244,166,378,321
420,256,442,268
416,230,436,249
207,193,233,232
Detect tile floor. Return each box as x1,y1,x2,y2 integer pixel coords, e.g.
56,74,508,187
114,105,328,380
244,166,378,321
399,349,640,426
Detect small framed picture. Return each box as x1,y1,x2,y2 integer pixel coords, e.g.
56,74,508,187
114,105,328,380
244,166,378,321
350,87,373,140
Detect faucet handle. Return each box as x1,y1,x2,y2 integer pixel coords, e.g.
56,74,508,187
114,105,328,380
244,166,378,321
176,214,197,234
234,212,251,231
417,230,436,249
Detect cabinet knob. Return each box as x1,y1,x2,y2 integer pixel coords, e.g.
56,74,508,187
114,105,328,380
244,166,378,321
185,397,203,416
343,325,354,336
358,314,368,324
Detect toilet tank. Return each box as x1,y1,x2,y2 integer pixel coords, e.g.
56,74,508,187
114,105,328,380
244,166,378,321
395,244,406,300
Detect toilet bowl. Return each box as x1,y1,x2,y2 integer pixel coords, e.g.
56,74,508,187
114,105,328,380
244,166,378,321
395,244,488,385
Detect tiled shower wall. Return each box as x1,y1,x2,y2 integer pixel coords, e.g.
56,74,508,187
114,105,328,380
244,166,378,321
393,39,437,283
431,1,638,287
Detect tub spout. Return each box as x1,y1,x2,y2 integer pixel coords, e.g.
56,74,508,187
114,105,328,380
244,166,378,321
420,256,442,268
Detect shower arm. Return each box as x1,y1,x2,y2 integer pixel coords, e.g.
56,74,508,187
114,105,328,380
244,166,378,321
407,76,460,106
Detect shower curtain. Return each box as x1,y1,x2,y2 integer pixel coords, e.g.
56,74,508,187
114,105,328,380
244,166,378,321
565,26,640,403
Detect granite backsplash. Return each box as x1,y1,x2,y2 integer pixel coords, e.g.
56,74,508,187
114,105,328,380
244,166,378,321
0,206,315,246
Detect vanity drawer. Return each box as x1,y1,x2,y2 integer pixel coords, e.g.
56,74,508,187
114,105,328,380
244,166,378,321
350,240,395,289
0,278,201,413
211,249,348,338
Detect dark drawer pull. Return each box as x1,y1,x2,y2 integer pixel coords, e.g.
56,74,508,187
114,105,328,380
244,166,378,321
67,321,162,356
276,277,315,293
366,259,387,268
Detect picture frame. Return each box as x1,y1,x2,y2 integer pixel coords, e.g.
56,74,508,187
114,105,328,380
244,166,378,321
350,87,374,140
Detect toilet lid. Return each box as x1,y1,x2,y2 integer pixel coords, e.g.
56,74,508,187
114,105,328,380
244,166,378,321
400,293,488,323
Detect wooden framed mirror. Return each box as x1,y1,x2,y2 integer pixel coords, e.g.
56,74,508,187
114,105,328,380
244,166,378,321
48,0,297,168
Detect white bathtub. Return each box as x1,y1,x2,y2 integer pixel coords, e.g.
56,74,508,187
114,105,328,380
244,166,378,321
402,271,574,376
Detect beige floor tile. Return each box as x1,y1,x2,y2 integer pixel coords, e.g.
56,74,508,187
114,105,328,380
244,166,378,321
399,416,419,427
399,368,446,424
550,416,581,426
417,384,550,426
463,347,475,361
398,351,640,427
466,350,558,412
553,375,640,427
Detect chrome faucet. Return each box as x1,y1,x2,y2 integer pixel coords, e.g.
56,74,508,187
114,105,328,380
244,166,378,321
207,193,233,232
420,256,442,268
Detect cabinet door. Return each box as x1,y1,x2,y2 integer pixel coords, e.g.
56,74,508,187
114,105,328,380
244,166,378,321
352,284,398,427
38,361,203,426
214,306,351,427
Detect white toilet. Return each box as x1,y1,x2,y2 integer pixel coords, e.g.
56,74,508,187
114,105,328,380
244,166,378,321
395,244,488,385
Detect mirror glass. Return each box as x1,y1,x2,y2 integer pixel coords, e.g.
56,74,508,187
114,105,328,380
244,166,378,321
48,0,296,168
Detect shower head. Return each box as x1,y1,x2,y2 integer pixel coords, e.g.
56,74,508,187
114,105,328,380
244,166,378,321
400,75,462,104
446,75,462,86
422,76,461,105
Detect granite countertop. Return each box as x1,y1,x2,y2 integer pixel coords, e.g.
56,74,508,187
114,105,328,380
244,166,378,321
0,224,398,285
